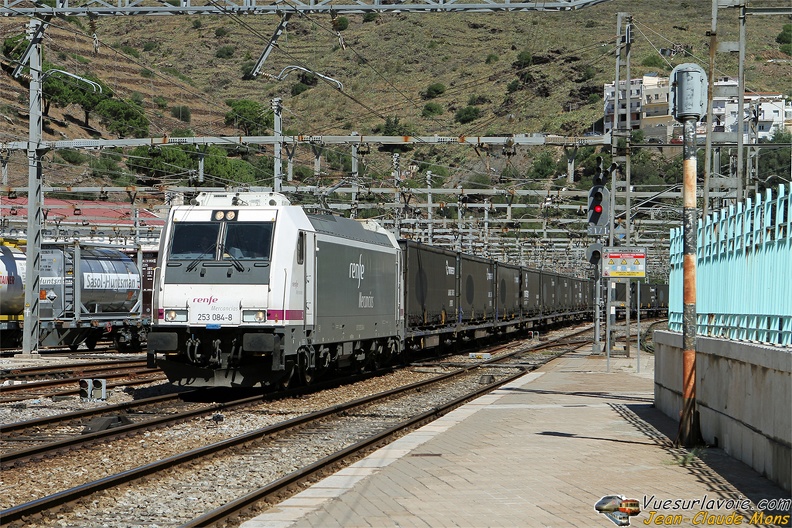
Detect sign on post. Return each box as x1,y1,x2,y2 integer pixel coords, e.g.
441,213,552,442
602,247,646,278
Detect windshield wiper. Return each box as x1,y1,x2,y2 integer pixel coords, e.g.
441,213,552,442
221,245,245,272
186,244,216,272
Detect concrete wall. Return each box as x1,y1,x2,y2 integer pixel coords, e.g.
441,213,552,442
654,330,792,493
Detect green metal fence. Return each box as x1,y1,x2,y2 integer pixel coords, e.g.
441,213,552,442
669,184,792,346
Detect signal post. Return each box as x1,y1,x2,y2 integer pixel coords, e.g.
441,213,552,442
586,157,610,355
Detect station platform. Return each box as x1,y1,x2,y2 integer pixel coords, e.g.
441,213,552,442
241,347,791,528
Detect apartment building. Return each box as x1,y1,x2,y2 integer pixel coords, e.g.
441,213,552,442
603,74,789,143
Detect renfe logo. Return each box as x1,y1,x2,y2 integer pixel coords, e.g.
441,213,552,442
349,254,364,288
193,296,219,305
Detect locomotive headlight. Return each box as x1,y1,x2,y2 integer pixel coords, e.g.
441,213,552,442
165,309,188,322
242,310,267,322
225,211,236,220
214,211,225,221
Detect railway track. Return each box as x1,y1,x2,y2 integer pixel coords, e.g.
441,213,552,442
0,328,594,527
0,359,147,383
0,371,391,464
0,365,166,403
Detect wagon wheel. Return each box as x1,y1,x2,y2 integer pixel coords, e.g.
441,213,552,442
86,332,101,351
113,335,129,352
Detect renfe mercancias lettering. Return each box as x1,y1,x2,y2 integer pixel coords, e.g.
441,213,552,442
349,254,364,287
350,255,374,308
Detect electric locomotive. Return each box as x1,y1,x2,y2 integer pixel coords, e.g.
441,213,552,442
146,192,402,388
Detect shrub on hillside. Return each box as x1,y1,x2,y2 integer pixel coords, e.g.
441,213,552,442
422,102,443,117
424,83,446,99
454,106,481,124
171,105,191,123
216,45,235,59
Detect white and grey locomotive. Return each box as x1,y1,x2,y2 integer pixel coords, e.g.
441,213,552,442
146,191,593,388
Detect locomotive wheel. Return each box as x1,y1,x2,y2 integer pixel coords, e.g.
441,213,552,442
298,349,315,385
279,360,296,390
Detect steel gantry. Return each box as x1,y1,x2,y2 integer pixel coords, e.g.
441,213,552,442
0,0,611,16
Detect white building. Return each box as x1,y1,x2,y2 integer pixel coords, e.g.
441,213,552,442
603,74,790,143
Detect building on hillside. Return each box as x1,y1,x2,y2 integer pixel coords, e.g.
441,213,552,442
603,74,790,143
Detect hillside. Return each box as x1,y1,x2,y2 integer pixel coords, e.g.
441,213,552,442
0,1,790,194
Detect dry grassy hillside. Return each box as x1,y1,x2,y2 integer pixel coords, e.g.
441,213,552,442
0,0,789,190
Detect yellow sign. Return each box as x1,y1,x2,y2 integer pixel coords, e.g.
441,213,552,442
602,247,647,278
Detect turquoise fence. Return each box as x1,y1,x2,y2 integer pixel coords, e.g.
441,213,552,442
669,184,792,346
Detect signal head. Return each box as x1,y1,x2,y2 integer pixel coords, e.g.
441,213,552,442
587,185,610,227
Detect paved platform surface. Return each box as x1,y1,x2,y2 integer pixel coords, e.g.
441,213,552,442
241,349,791,528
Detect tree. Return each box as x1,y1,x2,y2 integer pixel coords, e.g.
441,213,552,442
332,17,349,31
776,24,791,45
69,74,111,128
2,34,25,61
526,151,559,180
171,105,191,123
224,99,272,135
127,145,192,184
95,99,150,138
514,50,532,69
422,103,443,117
374,116,411,136
42,71,72,116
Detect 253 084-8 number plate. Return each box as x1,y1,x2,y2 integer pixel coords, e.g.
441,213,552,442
197,313,235,322
191,306,240,325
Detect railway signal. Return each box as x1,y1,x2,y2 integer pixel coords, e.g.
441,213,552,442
79,378,107,401
595,156,605,185
585,243,603,266
587,185,610,234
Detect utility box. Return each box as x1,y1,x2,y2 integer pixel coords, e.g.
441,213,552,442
669,63,707,121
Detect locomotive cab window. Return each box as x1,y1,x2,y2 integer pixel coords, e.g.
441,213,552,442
169,223,221,259
224,222,273,260
168,221,273,261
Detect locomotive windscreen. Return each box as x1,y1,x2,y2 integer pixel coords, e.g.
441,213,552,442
169,222,273,261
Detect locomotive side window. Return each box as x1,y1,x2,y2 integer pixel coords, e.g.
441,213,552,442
297,232,304,264
169,223,220,260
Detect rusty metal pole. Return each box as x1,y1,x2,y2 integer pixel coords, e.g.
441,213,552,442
680,117,699,446
670,64,706,447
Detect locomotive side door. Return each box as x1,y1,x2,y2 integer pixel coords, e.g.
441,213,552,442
301,231,315,328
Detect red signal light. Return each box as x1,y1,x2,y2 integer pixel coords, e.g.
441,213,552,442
593,204,603,214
